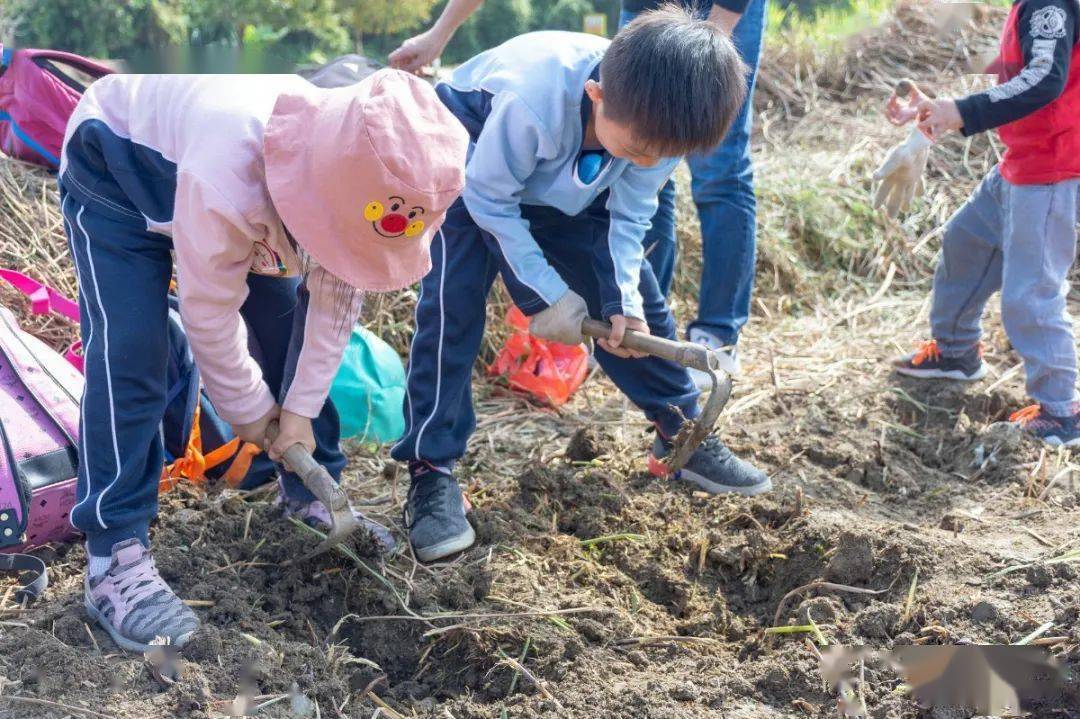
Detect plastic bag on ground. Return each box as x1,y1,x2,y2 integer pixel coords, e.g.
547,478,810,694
487,306,589,407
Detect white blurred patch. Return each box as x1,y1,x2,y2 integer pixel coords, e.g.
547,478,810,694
928,1,982,35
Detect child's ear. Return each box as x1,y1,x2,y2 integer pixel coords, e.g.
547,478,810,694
584,79,603,105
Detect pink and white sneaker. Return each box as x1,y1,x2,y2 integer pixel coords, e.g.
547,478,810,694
84,539,200,653
277,479,397,553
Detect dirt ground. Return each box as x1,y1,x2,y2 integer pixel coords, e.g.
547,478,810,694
1,6,1079,719
2,305,1078,718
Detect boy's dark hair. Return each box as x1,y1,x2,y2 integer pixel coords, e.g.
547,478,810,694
600,4,748,156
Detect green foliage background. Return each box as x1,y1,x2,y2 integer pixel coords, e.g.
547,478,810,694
7,0,861,67
6,0,621,65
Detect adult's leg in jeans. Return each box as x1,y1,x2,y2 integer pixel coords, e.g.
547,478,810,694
687,0,767,346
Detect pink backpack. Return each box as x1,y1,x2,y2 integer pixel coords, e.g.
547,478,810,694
0,298,82,601
0,45,113,168
0,269,276,601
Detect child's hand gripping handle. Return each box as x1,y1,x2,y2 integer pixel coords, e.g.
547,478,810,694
264,422,360,558
581,318,719,373
581,318,732,474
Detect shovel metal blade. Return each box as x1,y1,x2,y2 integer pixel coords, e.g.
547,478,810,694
664,366,732,474
578,319,734,471
266,422,363,560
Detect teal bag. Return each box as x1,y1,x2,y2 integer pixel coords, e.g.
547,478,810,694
330,327,407,443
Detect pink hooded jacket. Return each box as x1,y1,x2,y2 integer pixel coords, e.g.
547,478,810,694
62,72,467,424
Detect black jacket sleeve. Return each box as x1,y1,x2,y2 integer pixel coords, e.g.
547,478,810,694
714,0,751,14
956,0,1078,136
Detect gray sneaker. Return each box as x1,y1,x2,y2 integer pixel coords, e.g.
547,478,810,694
404,463,476,563
649,434,771,496
85,539,200,653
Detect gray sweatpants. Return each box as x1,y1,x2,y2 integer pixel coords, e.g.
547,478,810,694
931,165,1080,416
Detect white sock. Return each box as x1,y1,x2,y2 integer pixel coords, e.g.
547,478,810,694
87,550,113,579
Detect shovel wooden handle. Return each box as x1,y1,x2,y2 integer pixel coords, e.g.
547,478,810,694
581,318,718,373
264,422,321,481
264,422,351,515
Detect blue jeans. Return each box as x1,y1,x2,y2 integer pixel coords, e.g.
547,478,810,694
620,0,766,346
391,195,700,466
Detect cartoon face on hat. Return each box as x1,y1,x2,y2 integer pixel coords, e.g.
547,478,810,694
364,197,426,239
263,70,469,293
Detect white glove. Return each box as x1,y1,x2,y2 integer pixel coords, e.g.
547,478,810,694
529,290,588,346
872,126,933,218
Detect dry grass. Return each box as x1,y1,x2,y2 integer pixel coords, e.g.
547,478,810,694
0,0,1026,499
0,160,79,352
670,0,1006,318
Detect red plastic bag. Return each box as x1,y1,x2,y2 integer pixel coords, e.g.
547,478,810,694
487,307,589,406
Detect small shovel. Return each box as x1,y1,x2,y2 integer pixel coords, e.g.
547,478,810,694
265,421,361,560
581,318,733,474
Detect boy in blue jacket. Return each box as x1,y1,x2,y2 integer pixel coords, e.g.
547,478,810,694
391,6,770,562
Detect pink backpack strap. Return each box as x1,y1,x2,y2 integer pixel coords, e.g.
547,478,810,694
0,269,79,322
64,342,84,373
24,49,113,81
0,269,82,373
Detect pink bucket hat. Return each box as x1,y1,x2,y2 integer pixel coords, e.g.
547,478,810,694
263,69,468,292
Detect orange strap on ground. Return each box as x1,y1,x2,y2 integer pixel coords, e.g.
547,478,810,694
161,404,254,491
221,442,262,487
911,340,941,366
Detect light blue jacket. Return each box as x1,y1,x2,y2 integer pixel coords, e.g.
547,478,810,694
438,31,678,320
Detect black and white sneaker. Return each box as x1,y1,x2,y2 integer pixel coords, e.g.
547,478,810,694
649,433,771,496
893,340,987,381
404,462,476,563
1011,404,1080,448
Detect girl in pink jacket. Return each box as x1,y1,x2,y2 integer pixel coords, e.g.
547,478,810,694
58,70,467,652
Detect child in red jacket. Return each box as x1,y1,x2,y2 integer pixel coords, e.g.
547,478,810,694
880,0,1080,446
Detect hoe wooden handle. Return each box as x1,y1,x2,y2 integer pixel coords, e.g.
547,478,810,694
581,318,717,373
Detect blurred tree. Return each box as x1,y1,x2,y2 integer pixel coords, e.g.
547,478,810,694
185,0,347,50
542,0,595,32
16,0,136,56
338,0,438,47
11,0,852,66
131,0,190,47
472,0,532,51
14,0,348,60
